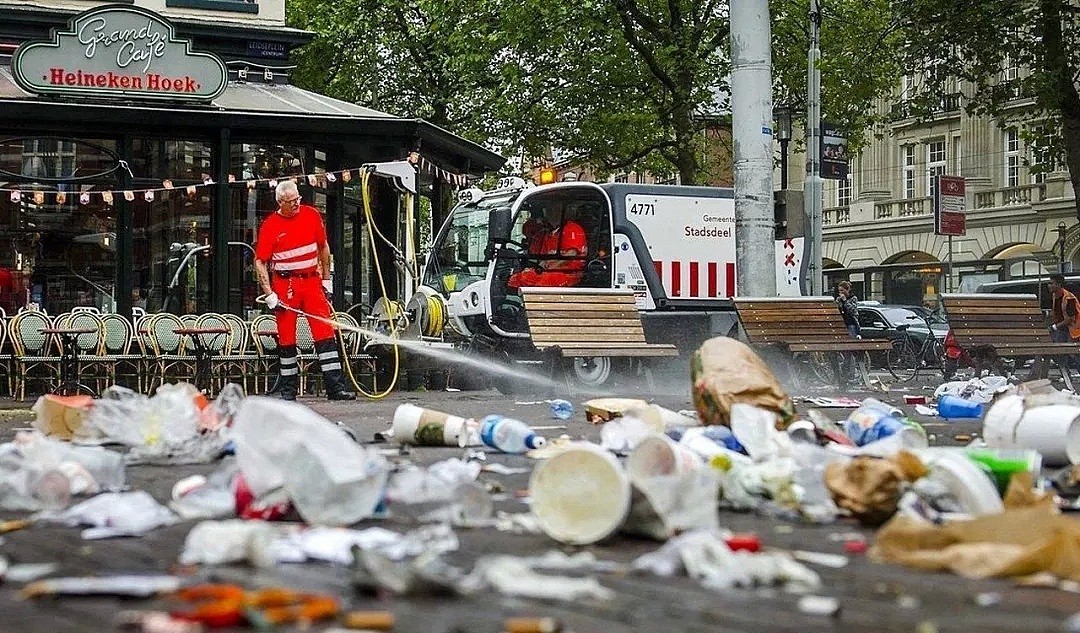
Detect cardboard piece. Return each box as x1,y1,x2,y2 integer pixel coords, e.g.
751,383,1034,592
824,452,927,527
872,482,1080,582
31,395,95,440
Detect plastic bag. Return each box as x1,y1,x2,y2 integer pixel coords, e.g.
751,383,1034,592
87,385,226,464
231,397,389,526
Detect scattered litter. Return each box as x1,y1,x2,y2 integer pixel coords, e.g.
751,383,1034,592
691,337,795,427
549,399,574,420
178,519,277,567
4,562,60,584
476,555,615,601
984,393,1080,466
583,398,650,423
116,611,202,633
86,384,229,464
937,395,984,419
43,491,177,539
482,463,529,475
797,595,841,616
20,575,184,598
800,397,861,408
384,458,481,505
480,416,546,453
232,397,389,526
391,404,479,447
343,611,395,630
31,394,96,440
934,376,1009,404
792,550,849,568
505,617,561,633
974,592,1001,607
914,404,938,416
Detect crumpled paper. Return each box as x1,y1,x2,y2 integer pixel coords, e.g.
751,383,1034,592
824,451,927,527
691,337,795,429
872,474,1080,582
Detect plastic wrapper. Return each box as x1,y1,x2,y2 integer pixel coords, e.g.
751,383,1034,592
44,490,177,539
179,519,277,567
383,458,481,505
690,337,795,429
87,385,227,464
0,432,125,512
231,397,389,526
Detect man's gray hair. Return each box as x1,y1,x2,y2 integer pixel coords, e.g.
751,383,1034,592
275,179,299,201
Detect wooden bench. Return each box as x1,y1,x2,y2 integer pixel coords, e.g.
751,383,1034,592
940,293,1080,390
520,288,678,390
734,296,892,388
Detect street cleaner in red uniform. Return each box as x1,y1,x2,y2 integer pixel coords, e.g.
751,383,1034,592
507,212,588,289
254,181,355,401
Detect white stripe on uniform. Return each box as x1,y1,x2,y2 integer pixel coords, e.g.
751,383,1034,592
275,257,319,271
272,243,318,261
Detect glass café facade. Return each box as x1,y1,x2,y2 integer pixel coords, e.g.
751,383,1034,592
0,4,503,319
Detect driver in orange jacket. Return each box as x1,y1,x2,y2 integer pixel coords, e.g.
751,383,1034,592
508,214,588,288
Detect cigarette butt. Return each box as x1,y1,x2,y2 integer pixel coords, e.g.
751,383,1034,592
505,617,561,633
0,519,32,534
343,610,395,630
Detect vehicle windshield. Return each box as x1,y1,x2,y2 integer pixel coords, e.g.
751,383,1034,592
423,195,515,296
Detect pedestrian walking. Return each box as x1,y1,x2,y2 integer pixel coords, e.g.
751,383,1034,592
835,281,860,338
254,181,356,401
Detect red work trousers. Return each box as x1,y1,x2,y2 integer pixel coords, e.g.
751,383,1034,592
271,274,335,346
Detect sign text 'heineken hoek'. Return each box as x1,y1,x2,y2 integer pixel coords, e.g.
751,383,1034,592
12,5,228,102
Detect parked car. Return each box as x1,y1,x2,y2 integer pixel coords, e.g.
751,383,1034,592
854,302,947,367
975,275,1080,314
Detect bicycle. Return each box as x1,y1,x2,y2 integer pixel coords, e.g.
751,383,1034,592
789,349,872,391
886,314,946,382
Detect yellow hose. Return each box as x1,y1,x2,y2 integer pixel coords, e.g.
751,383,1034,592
335,168,402,399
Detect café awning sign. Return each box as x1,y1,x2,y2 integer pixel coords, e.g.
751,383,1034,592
12,5,227,102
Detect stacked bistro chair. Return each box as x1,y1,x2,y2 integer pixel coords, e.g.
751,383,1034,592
64,310,107,393
194,313,233,392
179,314,199,357
99,313,142,391
250,313,279,394
220,313,258,393
9,309,61,400
0,307,12,397
145,312,194,389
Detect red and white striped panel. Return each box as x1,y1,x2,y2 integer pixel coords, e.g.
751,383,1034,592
652,261,736,298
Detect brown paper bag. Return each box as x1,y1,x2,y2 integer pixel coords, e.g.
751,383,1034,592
691,337,794,428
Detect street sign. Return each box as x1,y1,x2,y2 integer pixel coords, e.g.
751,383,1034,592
934,174,966,236
820,122,848,180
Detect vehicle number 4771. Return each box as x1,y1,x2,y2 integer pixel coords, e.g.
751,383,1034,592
629,203,655,216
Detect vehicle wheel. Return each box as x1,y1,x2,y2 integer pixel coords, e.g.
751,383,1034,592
569,356,614,392
887,339,920,382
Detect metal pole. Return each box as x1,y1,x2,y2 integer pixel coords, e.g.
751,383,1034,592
804,0,823,295
730,0,777,297
947,235,954,292
780,139,789,190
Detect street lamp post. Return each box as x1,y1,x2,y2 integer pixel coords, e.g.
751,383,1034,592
1057,220,1068,273
775,106,792,190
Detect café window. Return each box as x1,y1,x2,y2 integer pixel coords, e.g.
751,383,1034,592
0,138,120,314
132,139,213,182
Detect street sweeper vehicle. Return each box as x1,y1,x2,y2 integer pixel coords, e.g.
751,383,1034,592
389,176,788,390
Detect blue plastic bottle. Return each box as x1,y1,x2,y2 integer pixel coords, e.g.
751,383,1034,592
479,415,546,453
549,399,574,420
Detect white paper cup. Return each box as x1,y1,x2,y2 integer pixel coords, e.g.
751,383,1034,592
626,434,703,486
529,442,631,545
985,396,1080,466
392,403,472,447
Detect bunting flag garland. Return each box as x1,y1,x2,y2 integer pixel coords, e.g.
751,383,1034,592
0,155,471,207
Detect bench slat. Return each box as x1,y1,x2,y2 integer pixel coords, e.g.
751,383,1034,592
944,299,1040,308
532,332,647,343
789,341,892,352
951,328,1048,336
523,302,638,312
528,318,641,327
529,325,644,335
528,309,643,319
551,346,680,358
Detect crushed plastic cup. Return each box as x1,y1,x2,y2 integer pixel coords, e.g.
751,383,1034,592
937,395,985,419
626,434,703,486
392,404,477,447
529,442,631,545
964,448,1042,494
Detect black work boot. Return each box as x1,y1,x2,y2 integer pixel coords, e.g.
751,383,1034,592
315,338,355,400
277,345,299,401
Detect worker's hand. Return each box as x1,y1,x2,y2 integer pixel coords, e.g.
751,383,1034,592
264,292,280,310
322,278,333,295
1052,323,1059,331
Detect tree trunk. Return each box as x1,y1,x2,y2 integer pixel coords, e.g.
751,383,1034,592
1040,0,1080,220
672,97,698,185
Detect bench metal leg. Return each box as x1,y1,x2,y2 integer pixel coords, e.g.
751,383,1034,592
855,354,872,390
1053,357,1076,392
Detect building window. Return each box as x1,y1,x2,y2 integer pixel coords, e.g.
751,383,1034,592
837,162,852,207
656,172,678,185
902,145,916,199
1005,128,1020,187
165,0,259,14
926,140,946,199
901,75,915,100
614,173,628,183
1003,56,1020,98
